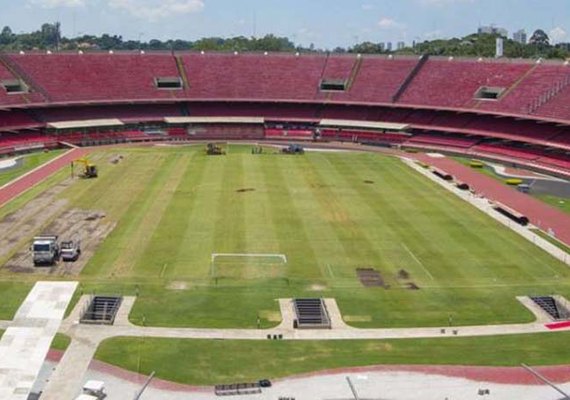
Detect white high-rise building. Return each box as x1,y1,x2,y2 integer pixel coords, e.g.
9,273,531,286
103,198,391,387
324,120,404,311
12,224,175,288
397,41,405,50
513,29,527,44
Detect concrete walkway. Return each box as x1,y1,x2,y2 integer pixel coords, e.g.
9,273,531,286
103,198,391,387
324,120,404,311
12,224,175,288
35,294,569,400
0,281,77,400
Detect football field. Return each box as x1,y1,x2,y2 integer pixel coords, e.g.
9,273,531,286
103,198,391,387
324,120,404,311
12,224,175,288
2,144,570,329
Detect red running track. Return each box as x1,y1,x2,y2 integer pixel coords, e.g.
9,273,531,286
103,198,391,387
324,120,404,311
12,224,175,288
0,148,88,208
49,352,570,388
414,154,570,246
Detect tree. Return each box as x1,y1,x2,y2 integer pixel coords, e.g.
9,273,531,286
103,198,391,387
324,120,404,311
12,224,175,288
529,29,550,47
0,26,13,45
41,22,61,49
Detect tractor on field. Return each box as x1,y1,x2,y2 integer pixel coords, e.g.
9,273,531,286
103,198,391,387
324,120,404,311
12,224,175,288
72,158,98,178
206,143,226,155
282,144,305,155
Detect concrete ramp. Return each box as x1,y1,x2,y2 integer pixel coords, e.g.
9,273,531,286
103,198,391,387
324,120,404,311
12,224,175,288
0,281,77,400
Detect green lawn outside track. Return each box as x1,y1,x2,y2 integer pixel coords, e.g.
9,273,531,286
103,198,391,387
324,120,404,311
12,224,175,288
95,334,570,385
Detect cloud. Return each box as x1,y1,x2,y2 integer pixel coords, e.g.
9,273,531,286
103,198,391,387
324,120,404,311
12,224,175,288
108,0,204,21
378,17,405,30
549,27,568,44
29,0,85,7
422,29,444,40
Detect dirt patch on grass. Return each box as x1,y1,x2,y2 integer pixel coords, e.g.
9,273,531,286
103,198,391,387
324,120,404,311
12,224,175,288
4,208,115,276
308,284,328,291
110,155,124,164
236,188,256,193
397,269,410,280
258,310,281,322
363,180,375,184
356,268,388,288
343,315,372,322
406,282,420,290
166,281,189,291
0,178,74,262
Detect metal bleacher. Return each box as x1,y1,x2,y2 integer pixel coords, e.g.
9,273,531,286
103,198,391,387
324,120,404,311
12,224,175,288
531,296,569,320
293,298,331,329
80,295,122,325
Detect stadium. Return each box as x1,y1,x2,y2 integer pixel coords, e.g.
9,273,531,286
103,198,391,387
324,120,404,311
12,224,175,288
0,48,570,398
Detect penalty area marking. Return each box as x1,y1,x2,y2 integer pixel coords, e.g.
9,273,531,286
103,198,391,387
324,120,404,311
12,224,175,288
401,243,435,281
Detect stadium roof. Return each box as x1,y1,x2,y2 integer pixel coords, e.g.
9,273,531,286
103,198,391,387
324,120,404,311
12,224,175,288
164,116,265,124
47,119,124,129
319,119,410,131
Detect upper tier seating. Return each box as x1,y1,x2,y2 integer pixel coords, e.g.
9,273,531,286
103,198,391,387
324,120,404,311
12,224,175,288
0,61,44,105
331,57,418,103
478,64,570,116
8,53,186,102
319,55,356,82
181,53,327,101
535,83,570,120
399,59,531,108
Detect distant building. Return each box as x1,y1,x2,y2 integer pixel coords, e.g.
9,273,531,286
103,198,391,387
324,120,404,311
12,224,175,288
386,42,392,51
397,41,405,50
478,25,508,37
513,29,527,44
378,42,385,51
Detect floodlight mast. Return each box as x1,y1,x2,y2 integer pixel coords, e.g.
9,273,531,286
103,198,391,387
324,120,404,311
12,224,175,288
133,371,156,400
521,364,570,399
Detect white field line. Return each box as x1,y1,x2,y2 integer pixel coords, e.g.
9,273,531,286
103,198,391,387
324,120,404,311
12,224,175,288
326,264,335,279
211,253,287,263
401,243,435,281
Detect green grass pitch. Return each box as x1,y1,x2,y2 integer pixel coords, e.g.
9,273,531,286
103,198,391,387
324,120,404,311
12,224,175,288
2,144,570,330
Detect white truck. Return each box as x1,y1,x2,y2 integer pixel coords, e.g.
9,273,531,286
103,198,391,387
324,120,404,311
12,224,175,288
31,235,59,266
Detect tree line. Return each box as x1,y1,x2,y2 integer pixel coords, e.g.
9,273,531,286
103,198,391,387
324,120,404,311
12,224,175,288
0,23,568,59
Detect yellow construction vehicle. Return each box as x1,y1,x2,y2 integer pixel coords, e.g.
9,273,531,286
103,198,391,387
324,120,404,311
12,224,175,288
72,158,98,178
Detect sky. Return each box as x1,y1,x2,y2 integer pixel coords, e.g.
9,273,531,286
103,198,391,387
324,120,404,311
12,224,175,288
0,0,568,48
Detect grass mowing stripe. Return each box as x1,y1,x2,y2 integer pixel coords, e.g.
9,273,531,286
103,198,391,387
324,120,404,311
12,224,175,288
133,150,206,278
323,154,443,282
213,152,246,257
241,154,280,257
96,333,570,385
261,156,321,281
113,153,187,277
295,155,390,280
81,153,172,277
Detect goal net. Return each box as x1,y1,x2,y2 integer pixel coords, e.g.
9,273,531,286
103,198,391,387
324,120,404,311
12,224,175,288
210,253,287,280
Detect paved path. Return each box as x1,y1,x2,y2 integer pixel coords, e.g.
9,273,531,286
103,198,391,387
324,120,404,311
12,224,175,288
37,294,570,400
0,281,77,400
0,147,88,208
